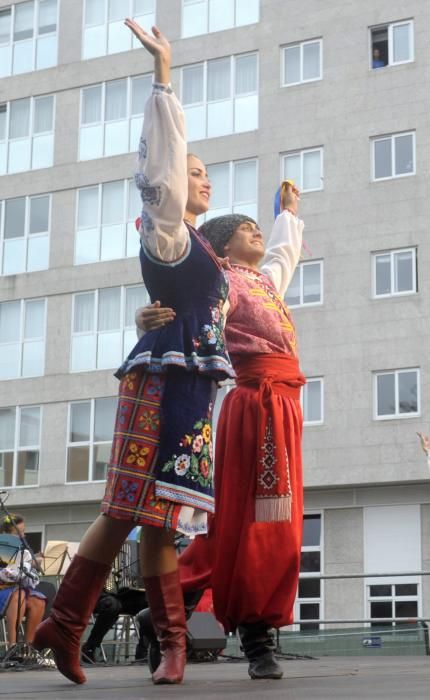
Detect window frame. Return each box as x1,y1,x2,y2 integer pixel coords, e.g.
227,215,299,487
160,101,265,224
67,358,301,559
373,367,420,421
181,0,260,39
70,284,149,373
286,259,324,308
180,52,259,141
0,94,56,174
199,157,259,225
82,0,156,59
369,19,414,70
366,579,421,628
74,178,140,264
301,377,324,426
0,297,47,380
78,74,150,161
280,147,324,194
66,397,116,484
293,511,324,631
0,193,51,275
372,247,417,299
371,131,416,182
0,404,42,489
0,0,59,78
281,37,323,88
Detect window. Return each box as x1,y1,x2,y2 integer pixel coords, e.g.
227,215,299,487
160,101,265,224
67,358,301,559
83,0,156,59
67,398,116,482
75,180,141,264
0,406,41,487
285,260,323,307
367,583,419,627
181,53,258,141
71,285,149,372
364,505,421,627
281,148,323,193
0,194,50,275
79,75,151,160
0,298,46,379
370,20,414,69
373,248,417,298
295,513,323,631
199,158,258,226
282,38,322,86
182,0,259,38
301,378,323,425
0,1,58,78
0,95,55,175
372,132,415,181
374,368,419,419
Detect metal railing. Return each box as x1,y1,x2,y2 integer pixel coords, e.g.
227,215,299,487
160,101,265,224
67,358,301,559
288,568,430,652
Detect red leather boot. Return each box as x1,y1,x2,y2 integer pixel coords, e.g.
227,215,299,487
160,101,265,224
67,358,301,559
144,569,187,684
33,554,110,684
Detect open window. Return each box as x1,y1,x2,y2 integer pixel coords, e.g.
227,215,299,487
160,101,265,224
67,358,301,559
371,26,389,68
371,20,414,69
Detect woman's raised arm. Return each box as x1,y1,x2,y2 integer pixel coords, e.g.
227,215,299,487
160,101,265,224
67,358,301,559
125,21,189,262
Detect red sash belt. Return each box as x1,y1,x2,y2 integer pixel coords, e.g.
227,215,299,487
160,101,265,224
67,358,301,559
234,354,306,522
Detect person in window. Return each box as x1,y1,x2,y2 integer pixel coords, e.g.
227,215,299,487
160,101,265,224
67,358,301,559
34,23,233,687
136,184,306,680
372,47,385,69
0,514,46,651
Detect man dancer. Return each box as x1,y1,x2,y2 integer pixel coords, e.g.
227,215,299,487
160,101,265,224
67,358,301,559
137,183,306,679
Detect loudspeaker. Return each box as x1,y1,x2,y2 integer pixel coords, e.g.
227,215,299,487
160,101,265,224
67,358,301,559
186,612,226,651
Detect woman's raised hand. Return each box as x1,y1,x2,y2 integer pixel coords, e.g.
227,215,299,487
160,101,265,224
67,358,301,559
124,20,171,83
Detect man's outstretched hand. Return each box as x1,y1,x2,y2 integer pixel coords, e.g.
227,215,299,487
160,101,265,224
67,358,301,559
135,301,176,333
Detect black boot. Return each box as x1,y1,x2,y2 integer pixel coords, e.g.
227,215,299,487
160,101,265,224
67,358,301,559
81,593,121,664
136,589,204,673
238,622,283,680
81,645,97,664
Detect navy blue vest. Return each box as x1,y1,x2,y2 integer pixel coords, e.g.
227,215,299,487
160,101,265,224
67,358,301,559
116,226,234,382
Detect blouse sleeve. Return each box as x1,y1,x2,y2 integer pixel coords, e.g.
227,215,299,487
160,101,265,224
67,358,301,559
260,210,304,296
135,84,189,263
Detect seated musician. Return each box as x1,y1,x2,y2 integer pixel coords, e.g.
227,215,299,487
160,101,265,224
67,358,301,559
0,514,46,650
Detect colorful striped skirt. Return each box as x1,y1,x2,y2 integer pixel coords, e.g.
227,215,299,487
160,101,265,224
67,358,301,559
101,366,217,536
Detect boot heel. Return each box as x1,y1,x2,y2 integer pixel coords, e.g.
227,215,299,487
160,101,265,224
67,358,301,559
33,555,110,685
144,570,187,685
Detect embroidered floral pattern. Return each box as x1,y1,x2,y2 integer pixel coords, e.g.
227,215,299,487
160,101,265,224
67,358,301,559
174,454,190,476
162,416,213,488
117,479,138,503
138,137,147,160
140,209,155,234
124,372,138,391
146,375,162,397
148,495,169,512
193,302,225,353
138,409,160,433
141,185,162,206
126,443,150,467
192,273,228,354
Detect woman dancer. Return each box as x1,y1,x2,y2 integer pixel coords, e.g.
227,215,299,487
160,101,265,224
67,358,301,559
137,184,306,680
34,22,233,686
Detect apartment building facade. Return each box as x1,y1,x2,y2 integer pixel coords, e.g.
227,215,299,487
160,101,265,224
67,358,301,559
1,0,429,630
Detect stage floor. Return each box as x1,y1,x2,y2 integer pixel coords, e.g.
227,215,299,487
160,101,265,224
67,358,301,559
0,656,429,699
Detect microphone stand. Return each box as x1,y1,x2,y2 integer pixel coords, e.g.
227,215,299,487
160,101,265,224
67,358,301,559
0,494,46,669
